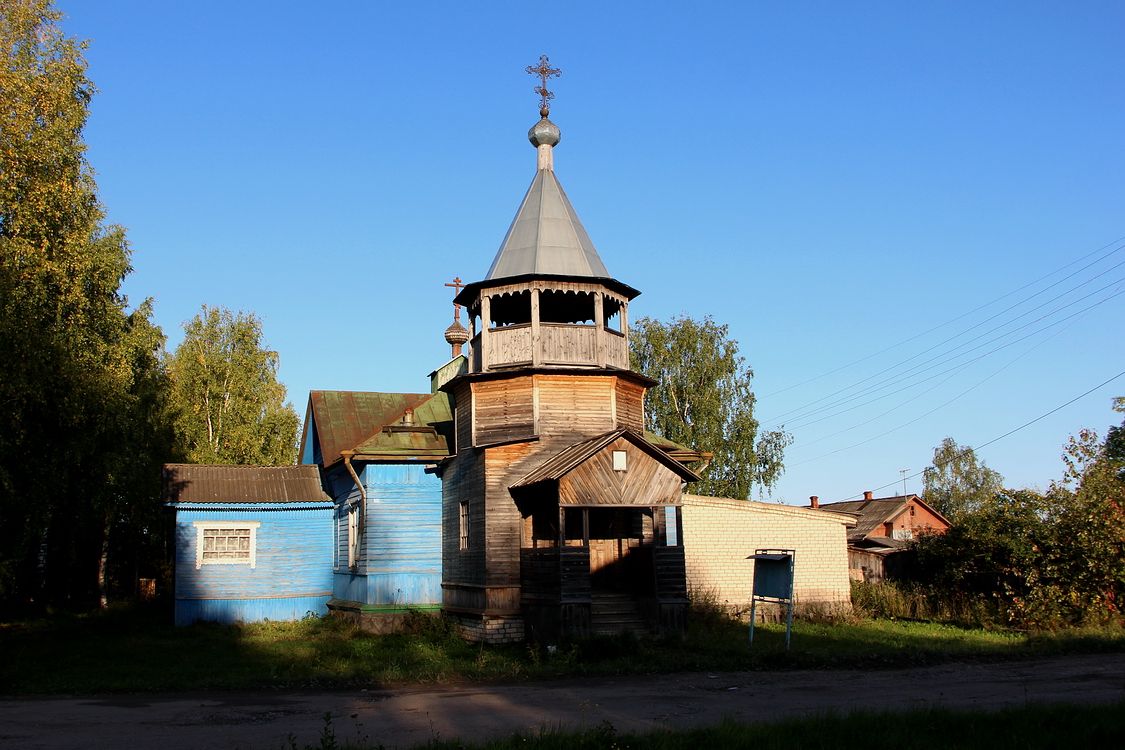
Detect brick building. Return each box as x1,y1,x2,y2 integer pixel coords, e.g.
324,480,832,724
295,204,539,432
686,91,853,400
809,491,951,581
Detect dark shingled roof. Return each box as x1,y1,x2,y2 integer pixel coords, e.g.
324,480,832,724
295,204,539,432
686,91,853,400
163,464,331,505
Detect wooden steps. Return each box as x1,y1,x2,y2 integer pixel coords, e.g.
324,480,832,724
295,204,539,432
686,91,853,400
590,591,649,636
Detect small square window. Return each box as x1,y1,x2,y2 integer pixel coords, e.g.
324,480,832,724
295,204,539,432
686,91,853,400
193,521,259,569
612,450,628,471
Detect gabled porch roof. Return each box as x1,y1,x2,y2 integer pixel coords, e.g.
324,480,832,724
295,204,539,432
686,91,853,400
511,428,701,491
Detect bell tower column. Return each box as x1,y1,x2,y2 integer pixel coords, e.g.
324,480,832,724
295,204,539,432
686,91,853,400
531,288,542,367
480,294,491,372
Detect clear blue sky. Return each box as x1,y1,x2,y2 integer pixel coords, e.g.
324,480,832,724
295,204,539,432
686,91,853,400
63,1,1124,503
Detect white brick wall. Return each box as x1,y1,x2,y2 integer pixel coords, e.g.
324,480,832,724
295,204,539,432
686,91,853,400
449,612,525,643
681,495,853,614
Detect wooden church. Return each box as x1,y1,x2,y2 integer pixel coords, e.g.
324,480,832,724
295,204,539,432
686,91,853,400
165,60,709,642
437,100,704,642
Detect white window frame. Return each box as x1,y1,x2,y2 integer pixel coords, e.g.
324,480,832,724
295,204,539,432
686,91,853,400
459,500,470,551
193,521,260,570
612,450,628,472
347,501,360,569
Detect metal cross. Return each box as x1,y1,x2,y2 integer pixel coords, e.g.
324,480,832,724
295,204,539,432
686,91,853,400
444,276,466,320
526,54,561,117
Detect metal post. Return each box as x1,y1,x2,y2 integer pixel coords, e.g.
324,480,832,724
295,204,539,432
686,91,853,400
749,598,757,645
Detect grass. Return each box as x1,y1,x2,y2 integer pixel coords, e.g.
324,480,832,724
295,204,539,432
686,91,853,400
1,602,1123,695
292,702,1125,749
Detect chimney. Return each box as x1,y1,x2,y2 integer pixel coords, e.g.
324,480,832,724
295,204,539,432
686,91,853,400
809,495,819,509
863,490,873,501
402,408,414,426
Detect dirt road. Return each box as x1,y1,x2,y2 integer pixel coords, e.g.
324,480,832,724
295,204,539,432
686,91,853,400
2,653,1123,749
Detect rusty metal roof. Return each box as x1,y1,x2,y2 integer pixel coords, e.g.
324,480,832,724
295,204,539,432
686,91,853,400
814,494,949,541
162,464,331,505
512,428,700,489
308,390,453,465
353,392,453,461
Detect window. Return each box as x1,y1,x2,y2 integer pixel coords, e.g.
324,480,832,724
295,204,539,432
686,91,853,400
612,450,628,471
347,502,360,569
193,521,259,569
459,500,470,550
664,506,679,546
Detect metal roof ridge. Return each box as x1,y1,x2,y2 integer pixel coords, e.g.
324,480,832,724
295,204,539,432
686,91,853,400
550,170,603,276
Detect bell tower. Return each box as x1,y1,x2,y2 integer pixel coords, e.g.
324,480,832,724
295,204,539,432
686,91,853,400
453,81,639,374
439,58,693,643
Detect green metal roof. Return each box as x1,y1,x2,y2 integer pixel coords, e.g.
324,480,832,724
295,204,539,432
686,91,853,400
642,431,709,463
307,390,452,465
352,392,453,460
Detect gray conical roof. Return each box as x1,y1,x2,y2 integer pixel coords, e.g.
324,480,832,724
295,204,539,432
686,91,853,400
485,169,609,280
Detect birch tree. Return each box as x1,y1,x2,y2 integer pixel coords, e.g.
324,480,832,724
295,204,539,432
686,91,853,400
922,438,1004,520
167,306,299,465
629,315,790,499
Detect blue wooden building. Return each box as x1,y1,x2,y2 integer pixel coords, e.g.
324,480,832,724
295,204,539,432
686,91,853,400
164,464,335,626
298,370,458,628
165,359,462,628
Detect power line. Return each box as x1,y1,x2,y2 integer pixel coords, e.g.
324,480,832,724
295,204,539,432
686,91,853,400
834,368,1125,501
773,282,1125,429
789,318,1072,454
765,266,1125,426
788,320,1075,463
763,236,1125,398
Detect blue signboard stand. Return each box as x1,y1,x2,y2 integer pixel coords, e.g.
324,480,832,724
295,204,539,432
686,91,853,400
747,549,796,650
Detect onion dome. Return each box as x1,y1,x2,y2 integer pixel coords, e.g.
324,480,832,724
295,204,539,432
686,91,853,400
528,117,560,148
444,319,470,347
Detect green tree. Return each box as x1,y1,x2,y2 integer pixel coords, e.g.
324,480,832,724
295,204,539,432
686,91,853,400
922,437,1004,520
167,306,299,465
0,0,171,610
1048,427,1125,622
1104,397,1124,472
629,315,790,499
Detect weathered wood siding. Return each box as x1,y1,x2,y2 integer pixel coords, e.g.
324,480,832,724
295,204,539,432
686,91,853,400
453,380,472,453
558,437,683,506
441,447,485,588
520,546,594,641
486,323,533,368
484,440,539,589
473,378,534,446
605,329,629,369
536,374,615,440
614,378,645,431
541,323,597,365
444,371,655,625
173,503,333,626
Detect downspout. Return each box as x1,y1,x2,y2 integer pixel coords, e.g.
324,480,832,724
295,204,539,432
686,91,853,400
340,450,366,569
